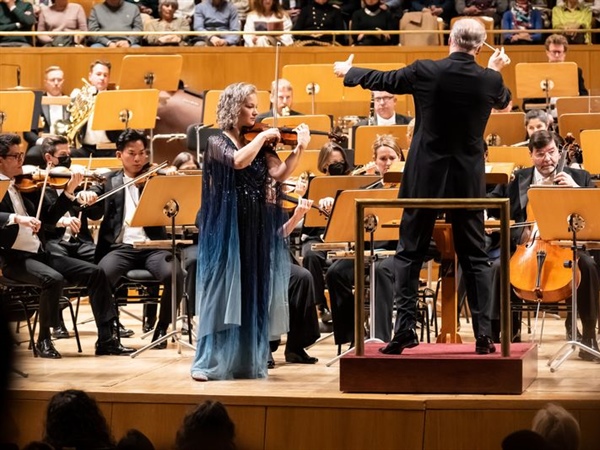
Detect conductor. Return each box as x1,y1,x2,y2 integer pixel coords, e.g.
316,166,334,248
333,18,512,355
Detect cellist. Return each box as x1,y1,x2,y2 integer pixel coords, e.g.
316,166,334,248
487,130,600,361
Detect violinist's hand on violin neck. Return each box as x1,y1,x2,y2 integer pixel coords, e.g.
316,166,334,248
333,54,354,78
66,172,84,195
76,190,98,205
294,123,311,151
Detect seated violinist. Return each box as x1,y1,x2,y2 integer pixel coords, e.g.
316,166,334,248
300,141,352,324
326,135,402,346
0,133,134,358
81,129,184,347
487,130,600,360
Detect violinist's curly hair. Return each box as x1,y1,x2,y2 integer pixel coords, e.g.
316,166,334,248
217,83,257,131
0,133,21,157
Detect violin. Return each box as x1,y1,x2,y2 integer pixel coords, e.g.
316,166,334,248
242,123,343,147
281,192,330,218
14,166,106,193
509,203,580,303
563,133,583,166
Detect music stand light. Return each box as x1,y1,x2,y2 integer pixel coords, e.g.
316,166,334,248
129,175,202,357
0,91,35,133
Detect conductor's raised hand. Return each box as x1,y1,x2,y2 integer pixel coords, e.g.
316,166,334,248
487,47,511,72
333,54,354,78
294,123,311,151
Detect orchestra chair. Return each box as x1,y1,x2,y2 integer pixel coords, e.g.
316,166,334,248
579,129,600,176
201,90,270,126
558,113,600,143
417,274,441,343
0,277,82,356
114,269,163,333
555,96,600,120
186,123,221,159
450,16,494,45
399,12,444,46
511,298,572,345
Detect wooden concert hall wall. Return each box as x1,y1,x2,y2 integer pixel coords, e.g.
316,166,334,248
0,45,598,119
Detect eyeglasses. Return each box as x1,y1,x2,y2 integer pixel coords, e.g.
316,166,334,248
2,152,24,162
547,50,565,55
373,96,394,103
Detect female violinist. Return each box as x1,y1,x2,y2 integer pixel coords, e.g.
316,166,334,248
487,130,600,358
191,82,311,381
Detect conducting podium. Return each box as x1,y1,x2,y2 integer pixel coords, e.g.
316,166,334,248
129,174,202,357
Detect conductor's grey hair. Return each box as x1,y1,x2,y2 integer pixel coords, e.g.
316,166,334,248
450,18,486,52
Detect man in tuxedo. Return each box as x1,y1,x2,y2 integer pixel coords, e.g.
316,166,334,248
71,60,121,158
0,133,134,358
24,66,70,165
84,129,183,348
356,90,412,126
334,18,511,354
256,78,302,122
488,130,600,361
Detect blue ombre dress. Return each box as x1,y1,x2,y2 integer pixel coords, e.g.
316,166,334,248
191,133,290,380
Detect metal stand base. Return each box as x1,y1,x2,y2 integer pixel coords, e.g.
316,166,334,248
548,340,600,372
306,331,334,350
326,337,384,367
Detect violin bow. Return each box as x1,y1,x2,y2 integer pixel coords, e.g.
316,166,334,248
74,154,94,239
35,164,52,222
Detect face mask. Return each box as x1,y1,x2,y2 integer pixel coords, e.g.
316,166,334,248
327,161,347,176
365,2,381,12
56,155,71,168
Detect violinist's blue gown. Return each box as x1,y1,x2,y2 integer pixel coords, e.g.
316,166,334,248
191,133,289,380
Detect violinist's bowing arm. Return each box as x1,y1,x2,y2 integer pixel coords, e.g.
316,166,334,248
267,124,310,182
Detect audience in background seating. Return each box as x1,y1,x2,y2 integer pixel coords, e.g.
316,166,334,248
88,0,144,47
144,0,190,45
0,0,35,47
532,403,581,450
243,0,294,47
193,0,241,46
37,0,87,46
175,400,236,450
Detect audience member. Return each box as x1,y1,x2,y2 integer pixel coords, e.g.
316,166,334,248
501,0,544,44
144,0,190,45
407,0,456,26
43,389,116,450
88,0,144,48
350,0,395,46
37,0,87,46
175,401,236,450
0,0,35,46
244,0,293,47
532,403,580,450
552,0,593,44
292,0,347,45
126,0,159,18
230,0,249,22
117,429,155,450
193,0,240,46
455,0,507,26
502,429,555,450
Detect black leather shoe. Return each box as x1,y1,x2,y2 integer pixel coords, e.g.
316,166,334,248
566,328,583,341
142,316,156,334
95,336,135,356
35,338,61,359
51,323,70,340
151,325,168,349
475,335,496,355
119,323,135,338
578,338,600,362
379,328,419,355
268,351,275,369
285,349,318,364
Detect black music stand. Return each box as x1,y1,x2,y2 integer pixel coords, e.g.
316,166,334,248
515,62,578,118
528,187,600,371
0,91,35,133
323,188,401,366
129,175,202,357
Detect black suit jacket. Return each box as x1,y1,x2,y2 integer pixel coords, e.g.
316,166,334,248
356,112,412,126
344,52,511,200
488,166,594,248
90,170,168,263
24,92,70,148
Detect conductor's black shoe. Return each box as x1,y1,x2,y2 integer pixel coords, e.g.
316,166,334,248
379,328,419,355
119,323,135,338
475,335,496,355
51,323,70,340
151,324,168,349
35,338,61,359
95,336,135,356
578,338,600,362
285,349,318,364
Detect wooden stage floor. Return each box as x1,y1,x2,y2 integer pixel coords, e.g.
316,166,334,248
6,304,600,450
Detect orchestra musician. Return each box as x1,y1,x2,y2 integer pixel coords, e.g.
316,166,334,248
70,60,121,158
190,82,310,381
326,134,402,347
0,133,134,358
256,78,302,122
355,91,412,126
487,130,600,360
81,129,184,348
334,17,511,355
